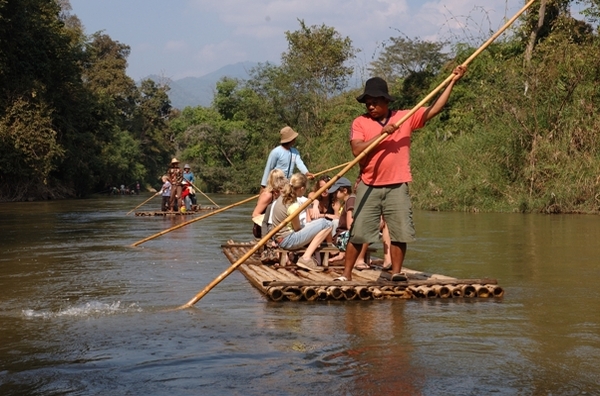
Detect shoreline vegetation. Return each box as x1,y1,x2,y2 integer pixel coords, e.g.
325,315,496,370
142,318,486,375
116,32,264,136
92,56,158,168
3,1,600,215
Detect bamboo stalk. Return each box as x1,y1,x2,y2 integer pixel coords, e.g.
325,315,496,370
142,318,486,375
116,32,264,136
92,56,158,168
302,286,318,301
355,286,372,301
327,286,344,300
433,285,452,298
486,284,505,298
126,193,159,215
283,286,303,301
316,287,329,299
474,284,491,298
268,287,284,301
188,180,220,208
461,284,477,298
178,1,534,307
131,195,258,247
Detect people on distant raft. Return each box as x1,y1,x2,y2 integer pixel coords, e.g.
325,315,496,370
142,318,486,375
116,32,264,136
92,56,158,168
252,169,287,238
168,157,183,211
159,175,172,212
335,66,466,282
182,164,197,206
271,173,332,271
180,180,192,213
260,126,314,189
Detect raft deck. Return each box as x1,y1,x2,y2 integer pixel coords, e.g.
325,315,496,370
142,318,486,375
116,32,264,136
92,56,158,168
135,205,218,216
222,240,504,302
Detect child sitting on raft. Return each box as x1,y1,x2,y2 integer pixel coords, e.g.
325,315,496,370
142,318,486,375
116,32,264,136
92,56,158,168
271,173,332,271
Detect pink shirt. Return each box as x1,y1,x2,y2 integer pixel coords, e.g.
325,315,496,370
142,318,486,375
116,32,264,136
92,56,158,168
350,107,427,186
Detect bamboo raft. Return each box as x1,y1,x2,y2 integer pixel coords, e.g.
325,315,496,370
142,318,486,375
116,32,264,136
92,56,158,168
134,206,218,216
222,240,504,302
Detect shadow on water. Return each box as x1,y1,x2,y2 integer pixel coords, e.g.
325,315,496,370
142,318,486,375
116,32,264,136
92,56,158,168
1,195,600,394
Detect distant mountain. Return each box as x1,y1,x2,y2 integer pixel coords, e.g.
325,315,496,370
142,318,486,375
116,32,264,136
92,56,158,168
145,61,259,110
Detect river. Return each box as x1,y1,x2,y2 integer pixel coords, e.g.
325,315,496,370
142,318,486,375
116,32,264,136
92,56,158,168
0,194,599,395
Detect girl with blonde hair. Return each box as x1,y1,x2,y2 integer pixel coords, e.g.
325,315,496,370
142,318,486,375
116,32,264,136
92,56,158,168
252,169,287,238
271,173,332,271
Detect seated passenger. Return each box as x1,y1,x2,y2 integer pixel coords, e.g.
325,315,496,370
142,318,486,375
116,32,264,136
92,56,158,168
252,169,287,238
271,173,332,271
307,175,338,223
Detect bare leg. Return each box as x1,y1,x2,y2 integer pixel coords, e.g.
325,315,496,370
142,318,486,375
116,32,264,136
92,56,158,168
390,242,407,274
301,228,332,260
382,222,392,265
341,242,361,280
354,244,370,267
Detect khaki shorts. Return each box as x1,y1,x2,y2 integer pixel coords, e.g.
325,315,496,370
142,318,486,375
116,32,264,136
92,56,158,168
349,181,416,244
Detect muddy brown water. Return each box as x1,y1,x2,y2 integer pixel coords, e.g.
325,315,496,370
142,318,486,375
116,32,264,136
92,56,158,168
1,194,599,395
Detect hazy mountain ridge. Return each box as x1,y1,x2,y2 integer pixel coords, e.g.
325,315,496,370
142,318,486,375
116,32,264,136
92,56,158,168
145,61,259,110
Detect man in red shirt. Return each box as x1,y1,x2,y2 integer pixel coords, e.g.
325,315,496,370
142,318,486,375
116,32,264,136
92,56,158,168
335,66,466,282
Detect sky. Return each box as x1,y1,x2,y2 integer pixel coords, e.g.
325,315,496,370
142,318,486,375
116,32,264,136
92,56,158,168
68,0,531,82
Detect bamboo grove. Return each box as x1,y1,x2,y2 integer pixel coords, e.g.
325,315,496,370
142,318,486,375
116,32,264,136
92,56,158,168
3,0,600,214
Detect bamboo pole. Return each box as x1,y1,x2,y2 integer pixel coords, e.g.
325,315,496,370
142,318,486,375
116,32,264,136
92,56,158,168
126,193,159,216
130,195,258,247
178,0,536,308
187,180,220,208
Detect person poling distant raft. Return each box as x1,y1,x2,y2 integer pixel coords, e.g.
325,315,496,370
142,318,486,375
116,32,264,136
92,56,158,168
174,0,537,308
333,67,465,283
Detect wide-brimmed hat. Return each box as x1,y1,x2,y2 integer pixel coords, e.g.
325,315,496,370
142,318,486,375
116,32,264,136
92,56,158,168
328,177,352,194
280,126,299,144
356,77,394,103
252,214,264,226
171,157,179,164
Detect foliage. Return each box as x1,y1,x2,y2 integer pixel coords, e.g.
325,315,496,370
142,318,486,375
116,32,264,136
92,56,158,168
5,0,600,216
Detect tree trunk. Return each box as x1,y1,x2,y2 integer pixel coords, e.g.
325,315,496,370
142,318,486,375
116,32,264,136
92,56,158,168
524,0,548,67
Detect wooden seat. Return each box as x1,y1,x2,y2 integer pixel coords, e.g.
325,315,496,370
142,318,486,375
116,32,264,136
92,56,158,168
276,246,376,268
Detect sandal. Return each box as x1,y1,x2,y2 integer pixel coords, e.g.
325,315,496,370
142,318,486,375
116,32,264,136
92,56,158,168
333,276,348,282
390,272,408,282
382,263,392,271
354,261,371,271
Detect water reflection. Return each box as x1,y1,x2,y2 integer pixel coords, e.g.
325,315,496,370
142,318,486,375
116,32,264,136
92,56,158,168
1,196,600,394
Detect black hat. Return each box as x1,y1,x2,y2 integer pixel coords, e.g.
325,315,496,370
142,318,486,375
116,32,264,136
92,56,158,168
356,77,394,103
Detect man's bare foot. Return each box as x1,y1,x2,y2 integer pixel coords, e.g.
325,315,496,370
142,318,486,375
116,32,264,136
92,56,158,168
328,252,345,263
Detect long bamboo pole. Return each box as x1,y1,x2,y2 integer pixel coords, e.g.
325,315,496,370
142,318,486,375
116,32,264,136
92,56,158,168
187,180,220,208
130,195,258,247
131,162,349,247
177,0,537,309
126,193,159,216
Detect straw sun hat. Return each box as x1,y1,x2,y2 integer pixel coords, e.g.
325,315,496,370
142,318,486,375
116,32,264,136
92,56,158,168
280,126,299,144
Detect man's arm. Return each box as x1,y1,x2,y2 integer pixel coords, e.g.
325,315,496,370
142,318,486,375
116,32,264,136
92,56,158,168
422,65,466,122
293,149,311,178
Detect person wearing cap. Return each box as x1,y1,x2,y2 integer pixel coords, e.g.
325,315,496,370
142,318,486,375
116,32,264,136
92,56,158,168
168,157,183,211
182,164,197,206
326,177,359,261
260,126,314,188
335,66,466,282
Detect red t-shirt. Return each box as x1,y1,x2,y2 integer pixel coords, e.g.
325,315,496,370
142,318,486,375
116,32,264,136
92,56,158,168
350,107,427,186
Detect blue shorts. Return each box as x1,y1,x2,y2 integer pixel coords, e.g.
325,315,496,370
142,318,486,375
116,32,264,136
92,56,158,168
279,218,332,250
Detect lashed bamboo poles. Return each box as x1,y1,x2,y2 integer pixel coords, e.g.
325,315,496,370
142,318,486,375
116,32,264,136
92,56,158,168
179,0,535,308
